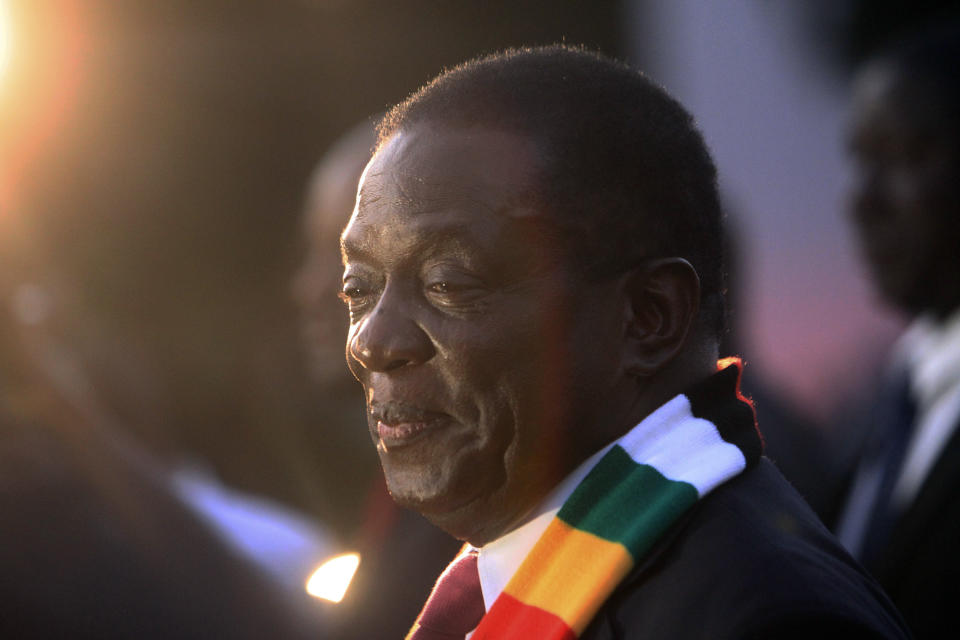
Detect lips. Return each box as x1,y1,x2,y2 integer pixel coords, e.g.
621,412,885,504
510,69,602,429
369,401,451,449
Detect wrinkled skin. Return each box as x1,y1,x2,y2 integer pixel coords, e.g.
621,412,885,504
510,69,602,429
340,126,640,545
846,61,960,318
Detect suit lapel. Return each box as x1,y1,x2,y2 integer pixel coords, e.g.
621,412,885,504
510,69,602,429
881,415,960,578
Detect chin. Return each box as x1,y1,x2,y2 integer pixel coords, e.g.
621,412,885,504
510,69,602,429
383,466,463,512
384,471,509,544
418,500,511,546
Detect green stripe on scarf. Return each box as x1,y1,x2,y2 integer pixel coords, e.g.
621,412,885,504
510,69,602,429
558,445,699,554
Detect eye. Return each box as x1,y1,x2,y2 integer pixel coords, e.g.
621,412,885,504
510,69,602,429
423,273,488,311
339,276,376,317
338,283,366,300
427,281,452,294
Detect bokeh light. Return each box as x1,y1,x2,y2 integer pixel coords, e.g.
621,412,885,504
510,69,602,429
306,552,361,603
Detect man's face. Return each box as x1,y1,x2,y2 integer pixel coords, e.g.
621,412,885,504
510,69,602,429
846,62,960,317
340,126,629,544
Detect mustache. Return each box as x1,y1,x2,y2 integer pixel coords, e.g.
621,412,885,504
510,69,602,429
368,401,447,424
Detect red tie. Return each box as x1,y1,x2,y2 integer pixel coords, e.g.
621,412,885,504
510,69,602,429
407,549,485,639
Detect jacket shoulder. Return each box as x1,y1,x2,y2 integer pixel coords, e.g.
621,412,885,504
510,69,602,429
581,460,911,640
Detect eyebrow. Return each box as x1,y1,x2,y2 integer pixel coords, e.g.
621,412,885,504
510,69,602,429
340,229,377,265
341,216,493,272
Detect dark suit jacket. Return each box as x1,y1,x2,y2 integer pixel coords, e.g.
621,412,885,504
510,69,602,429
865,420,960,640
581,460,911,640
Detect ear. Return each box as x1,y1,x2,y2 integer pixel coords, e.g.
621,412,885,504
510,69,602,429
621,258,700,378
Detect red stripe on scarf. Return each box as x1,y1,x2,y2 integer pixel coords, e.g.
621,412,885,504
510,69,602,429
472,592,577,640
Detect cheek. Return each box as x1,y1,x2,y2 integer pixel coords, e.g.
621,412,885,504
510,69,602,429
871,166,943,256
890,151,958,209
458,307,569,397
886,169,923,211
430,314,564,467
345,324,366,383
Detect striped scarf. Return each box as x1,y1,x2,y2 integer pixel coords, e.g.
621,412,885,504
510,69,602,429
469,357,762,639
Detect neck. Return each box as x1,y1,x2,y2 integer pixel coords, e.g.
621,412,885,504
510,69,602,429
628,338,720,429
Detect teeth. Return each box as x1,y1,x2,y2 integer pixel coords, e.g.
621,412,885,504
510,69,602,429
371,403,430,424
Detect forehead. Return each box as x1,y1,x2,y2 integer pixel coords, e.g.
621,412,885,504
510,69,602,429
850,62,949,140
342,126,547,259
365,126,539,210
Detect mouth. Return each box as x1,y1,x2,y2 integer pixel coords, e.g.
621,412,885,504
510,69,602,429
369,401,452,449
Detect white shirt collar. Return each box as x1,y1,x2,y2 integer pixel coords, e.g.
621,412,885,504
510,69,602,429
890,307,960,508
897,307,960,411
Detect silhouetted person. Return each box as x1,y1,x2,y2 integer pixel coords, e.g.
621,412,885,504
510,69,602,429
835,24,960,639
294,119,461,638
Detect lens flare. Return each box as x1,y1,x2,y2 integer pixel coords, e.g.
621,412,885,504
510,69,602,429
0,1,10,82
305,552,361,603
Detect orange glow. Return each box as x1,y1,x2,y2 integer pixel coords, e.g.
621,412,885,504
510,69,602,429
305,552,361,603
0,2,10,83
716,356,741,371
0,0,89,213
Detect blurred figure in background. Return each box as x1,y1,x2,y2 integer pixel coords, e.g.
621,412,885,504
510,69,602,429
0,271,324,638
835,23,960,639
293,118,461,638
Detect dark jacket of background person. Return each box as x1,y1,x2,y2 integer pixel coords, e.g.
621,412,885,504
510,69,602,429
847,385,960,640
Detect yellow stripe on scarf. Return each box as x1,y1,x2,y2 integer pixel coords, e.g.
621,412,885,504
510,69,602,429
503,518,633,634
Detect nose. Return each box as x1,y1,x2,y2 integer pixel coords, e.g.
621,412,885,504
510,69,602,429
348,297,436,374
